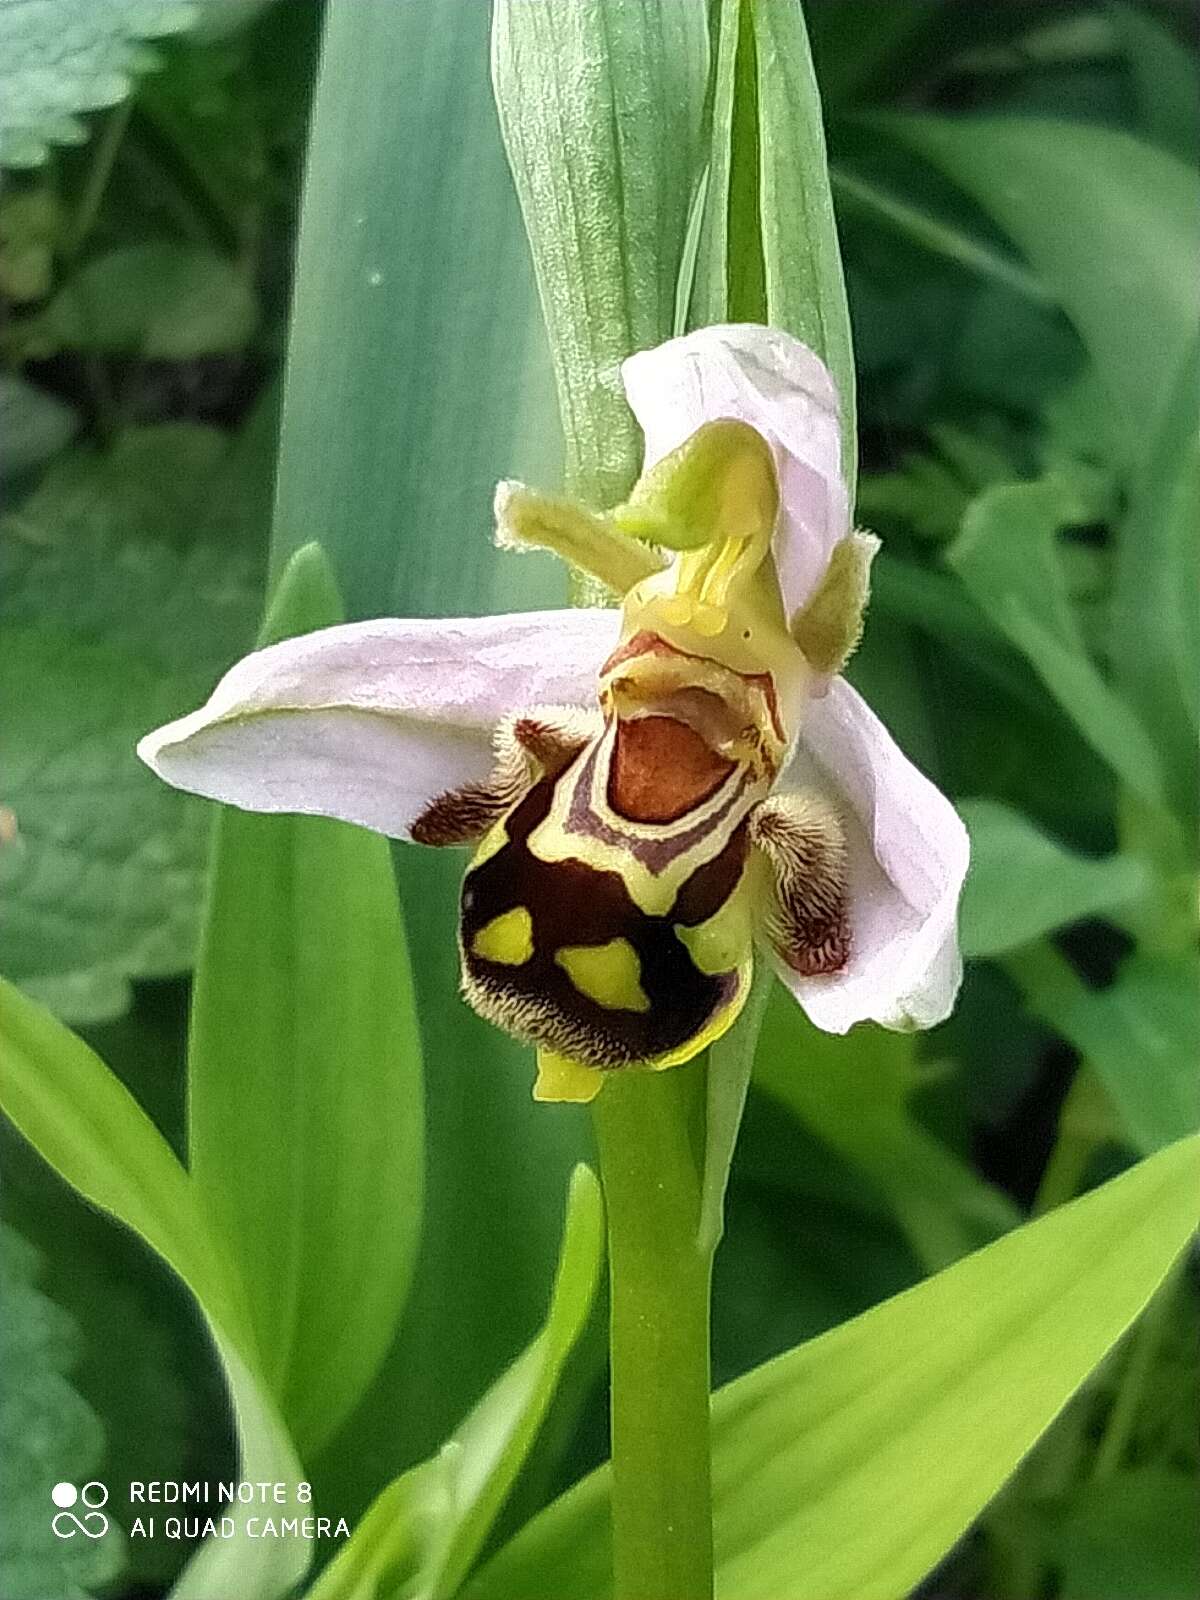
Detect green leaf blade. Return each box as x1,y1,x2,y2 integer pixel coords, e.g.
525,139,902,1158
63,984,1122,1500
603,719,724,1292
879,114,1200,447
187,545,424,1459
959,799,1149,959
492,0,709,505
465,1135,1200,1600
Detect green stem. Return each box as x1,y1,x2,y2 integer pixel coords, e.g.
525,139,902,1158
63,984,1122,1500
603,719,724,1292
592,1062,715,1600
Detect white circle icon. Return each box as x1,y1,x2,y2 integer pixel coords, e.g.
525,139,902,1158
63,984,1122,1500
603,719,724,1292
51,1483,78,1508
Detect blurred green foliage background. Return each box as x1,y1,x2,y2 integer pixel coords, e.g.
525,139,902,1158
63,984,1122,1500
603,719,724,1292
1,2,1197,1597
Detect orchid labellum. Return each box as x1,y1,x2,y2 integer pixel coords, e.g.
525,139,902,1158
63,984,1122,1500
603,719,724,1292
140,325,968,1102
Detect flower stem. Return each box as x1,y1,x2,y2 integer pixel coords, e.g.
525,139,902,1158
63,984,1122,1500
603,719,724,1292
592,1062,715,1600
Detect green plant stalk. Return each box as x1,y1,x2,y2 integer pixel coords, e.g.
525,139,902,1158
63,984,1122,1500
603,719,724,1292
591,1063,715,1600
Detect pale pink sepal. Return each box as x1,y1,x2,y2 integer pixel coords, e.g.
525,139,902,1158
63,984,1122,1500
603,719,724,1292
137,610,620,839
776,678,970,1033
621,323,850,617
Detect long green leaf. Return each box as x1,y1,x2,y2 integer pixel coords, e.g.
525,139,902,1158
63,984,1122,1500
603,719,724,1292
754,0,857,486
187,545,424,1460
266,0,591,1497
492,0,708,505
1110,326,1200,824
879,114,1200,450
0,981,309,1600
692,0,857,486
271,0,565,618
306,1167,604,1600
465,1133,1200,1600
0,979,230,1319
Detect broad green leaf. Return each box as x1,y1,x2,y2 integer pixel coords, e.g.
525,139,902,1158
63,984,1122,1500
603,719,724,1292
1107,3,1200,162
0,372,78,476
754,986,1018,1271
12,242,257,359
1008,942,1200,1155
880,115,1200,446
0,981,310,1600
1111,326,1200,823
2,423,236,549
959,799,1149,958
188,545,424,1460
492,0,708,505
1056,1468,1200,1600
267,0,589,1501
0,0,195,167
694,0,857,484
271,0,566,620
466,1134,1200,1600
949,479,1165,809
0,1227,124,1600
308,1167,604,1600
0,510,258,1022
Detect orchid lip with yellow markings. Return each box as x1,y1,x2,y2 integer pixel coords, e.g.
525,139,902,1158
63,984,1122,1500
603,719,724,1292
137,324,969,1102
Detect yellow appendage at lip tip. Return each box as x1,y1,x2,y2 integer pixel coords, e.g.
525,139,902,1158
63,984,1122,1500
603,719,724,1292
534,1050,605,1103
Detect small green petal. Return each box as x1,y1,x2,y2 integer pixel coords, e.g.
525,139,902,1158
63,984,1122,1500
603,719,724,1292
791,530,880,675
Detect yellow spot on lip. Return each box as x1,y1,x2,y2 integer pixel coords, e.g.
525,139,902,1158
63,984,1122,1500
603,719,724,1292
674,883,752,975
471,906,534,965
556,938,651,1013
534,1050,605,1103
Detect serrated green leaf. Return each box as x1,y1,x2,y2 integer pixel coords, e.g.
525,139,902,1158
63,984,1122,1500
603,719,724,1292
0,0,201,168
0,500,259,1023
308,1167,604,1600
948,478,1165,810
465,1134,1200,1600
14,242,257,359
492,0,708,506
959,799,1149,958
0,1226,125,1600
879,115,1200,452
1008,943,1200,1155
188,545,424,1461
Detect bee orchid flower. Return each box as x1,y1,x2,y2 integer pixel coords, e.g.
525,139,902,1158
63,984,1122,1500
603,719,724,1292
139,324,969,1102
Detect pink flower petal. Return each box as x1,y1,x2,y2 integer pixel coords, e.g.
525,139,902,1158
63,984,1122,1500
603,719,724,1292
621,323,850,617
773,678,969,1032
138,610,620,839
